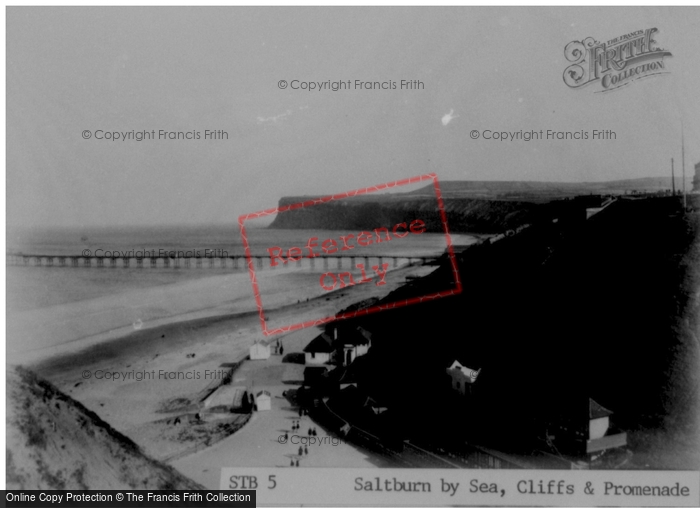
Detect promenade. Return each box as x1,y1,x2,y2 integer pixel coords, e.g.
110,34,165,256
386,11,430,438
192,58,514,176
172,325,391,489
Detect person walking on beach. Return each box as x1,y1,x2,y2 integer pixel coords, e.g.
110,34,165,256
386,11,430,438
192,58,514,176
284,431,288,441
290,458,294,467
308,428,312,437
298,446,303,456
304,445,308,455
295,459,299,467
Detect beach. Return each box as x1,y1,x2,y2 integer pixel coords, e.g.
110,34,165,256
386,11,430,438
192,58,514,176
6,227,475,470
16,261,437,464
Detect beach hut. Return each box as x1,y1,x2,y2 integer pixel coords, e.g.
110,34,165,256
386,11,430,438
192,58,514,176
249,341,271,360
255,390,272,411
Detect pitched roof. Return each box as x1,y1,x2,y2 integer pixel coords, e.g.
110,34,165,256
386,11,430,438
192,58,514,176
589,398,613,419
256,390,271,397
555,397,614,422
338,326,371,346
447,360,481,383
303,333,334,353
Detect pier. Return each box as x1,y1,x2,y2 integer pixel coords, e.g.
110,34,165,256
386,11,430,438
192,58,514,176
5,253,439,270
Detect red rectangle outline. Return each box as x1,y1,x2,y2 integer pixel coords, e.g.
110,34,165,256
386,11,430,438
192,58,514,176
238,173,462,336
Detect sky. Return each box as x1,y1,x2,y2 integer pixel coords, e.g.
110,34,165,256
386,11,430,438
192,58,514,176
6,7,700,229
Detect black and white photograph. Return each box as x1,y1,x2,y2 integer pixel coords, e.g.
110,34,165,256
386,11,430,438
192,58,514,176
4,4,700,507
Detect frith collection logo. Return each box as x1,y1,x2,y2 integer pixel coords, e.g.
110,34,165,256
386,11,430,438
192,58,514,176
563,28,672,92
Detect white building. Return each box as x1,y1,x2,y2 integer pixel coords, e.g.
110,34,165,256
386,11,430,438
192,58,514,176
587,398,611,440
338,326,372,367
446,360,481,395
548,398,626,456
249,341,271,360
303,332,334,365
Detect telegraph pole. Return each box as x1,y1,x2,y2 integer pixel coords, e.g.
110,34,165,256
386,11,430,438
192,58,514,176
671,158,675,195
682,121,687,210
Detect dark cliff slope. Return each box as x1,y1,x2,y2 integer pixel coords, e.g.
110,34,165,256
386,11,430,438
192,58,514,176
349,196,699,468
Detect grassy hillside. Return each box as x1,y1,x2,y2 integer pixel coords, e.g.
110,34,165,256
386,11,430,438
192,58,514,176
6,366,204,490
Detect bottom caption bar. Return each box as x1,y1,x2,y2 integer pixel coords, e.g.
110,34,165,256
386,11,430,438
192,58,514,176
3,491,255,507
220,469,699,507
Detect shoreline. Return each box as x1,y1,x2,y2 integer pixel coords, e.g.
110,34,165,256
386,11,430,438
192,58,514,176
17,259,438,373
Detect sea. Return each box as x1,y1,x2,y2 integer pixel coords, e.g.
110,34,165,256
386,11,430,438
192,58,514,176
6,225,478,358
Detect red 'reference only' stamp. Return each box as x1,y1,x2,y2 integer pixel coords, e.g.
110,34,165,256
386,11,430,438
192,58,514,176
238,173,461,336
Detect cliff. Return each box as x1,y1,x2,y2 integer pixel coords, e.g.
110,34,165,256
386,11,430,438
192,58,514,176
269,178,687,234
269,196,543,234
